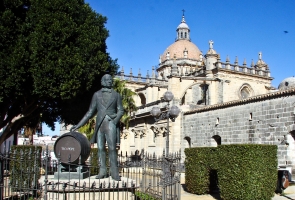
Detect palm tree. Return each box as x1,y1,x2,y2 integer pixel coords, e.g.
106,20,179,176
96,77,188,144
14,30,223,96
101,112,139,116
113,78,137,130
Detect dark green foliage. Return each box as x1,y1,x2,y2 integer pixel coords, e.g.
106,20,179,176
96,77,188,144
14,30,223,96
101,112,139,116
135,191,161,200
0,0,119,144
185,147,218,194
89,148,98,176
10,145,42,191
185,144,277,200
217,144,277,200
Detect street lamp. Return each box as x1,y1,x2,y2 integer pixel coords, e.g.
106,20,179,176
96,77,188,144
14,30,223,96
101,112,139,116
150,91,180,156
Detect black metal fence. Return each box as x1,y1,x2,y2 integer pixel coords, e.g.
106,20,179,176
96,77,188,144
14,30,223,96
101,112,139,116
0,146,182,200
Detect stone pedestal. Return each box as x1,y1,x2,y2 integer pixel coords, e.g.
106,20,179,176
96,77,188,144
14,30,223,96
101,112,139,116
54,171,90,180
53,164,90,179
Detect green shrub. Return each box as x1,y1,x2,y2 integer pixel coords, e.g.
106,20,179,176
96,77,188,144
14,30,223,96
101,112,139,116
185,147,218,194
10,145,42,191
217,144,277,200
185,144,277,200
135,190,161,200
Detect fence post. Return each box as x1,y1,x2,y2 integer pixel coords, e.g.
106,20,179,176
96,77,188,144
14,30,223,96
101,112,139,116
141,151,145,192
43,145,49,200
162,149,166,200
178,149,181,200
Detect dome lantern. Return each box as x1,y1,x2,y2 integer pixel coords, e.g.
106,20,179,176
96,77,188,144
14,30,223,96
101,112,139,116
176,14,190,41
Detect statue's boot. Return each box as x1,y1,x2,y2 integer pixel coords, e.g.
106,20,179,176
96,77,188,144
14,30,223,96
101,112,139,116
111,170,121,181
109,150,121,181
95,173,108,179
95,164,107,179
95,169,107,179
96,147,107,179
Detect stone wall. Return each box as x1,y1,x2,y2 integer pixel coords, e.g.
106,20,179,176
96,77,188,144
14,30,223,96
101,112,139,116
183,92,295,172
216,71,271,103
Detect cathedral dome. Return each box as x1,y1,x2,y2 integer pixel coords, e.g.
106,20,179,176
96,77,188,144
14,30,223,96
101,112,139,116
161,40,202,62
278,77,295,90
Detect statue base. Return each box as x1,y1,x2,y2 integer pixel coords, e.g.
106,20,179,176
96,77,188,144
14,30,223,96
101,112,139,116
53,164,90,180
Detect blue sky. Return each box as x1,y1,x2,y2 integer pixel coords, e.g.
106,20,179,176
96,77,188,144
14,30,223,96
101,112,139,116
43,0,295,136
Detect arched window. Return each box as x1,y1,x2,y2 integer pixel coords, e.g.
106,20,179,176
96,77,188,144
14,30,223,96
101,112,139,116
181,94,185,105
212,135,221,145
241,87,250,99
185,32,187,38
290,130,295,140
200,84,209,105
239,84,253,100
138,93,146,105
184,136,191,148
181,32,183,38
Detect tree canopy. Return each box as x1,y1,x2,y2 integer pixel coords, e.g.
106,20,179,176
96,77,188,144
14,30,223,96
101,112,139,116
0,0,119,144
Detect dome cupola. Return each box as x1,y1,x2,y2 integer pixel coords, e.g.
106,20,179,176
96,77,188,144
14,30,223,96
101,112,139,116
176,14,190,41
159,13,202,65
278,77,295,91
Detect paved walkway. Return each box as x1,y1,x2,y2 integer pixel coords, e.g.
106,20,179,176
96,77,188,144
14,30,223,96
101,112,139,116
180,176,295,200
181,187,295,200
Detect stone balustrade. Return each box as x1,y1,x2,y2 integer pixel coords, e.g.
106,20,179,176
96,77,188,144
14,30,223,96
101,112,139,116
217,61,271,77
116,72,168,87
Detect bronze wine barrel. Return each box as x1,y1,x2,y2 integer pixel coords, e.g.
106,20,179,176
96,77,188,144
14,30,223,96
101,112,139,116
54,132,91,165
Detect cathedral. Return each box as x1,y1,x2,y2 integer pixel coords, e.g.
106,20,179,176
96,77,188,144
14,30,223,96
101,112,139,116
116,15,295,174
59,14,295,175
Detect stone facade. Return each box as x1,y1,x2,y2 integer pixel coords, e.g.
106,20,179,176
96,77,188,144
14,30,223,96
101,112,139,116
61,14,295,173
119,15,275,157
183,89,295,170
117,15,295,173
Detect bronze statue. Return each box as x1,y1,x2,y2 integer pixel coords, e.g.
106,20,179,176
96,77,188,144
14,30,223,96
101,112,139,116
70,74,124,181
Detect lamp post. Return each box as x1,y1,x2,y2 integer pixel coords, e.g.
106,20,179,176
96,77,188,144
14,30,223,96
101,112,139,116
150,91,180,157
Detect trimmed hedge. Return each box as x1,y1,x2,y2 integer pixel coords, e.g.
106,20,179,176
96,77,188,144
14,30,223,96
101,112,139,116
10,145,42,190
217,144,277,200
185,147,218,194
185,144,277,200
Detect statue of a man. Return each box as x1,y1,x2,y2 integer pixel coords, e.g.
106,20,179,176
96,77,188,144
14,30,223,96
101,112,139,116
70,74,124,181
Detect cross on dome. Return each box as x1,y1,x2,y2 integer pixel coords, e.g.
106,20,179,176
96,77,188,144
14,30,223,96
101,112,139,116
182,9,186,23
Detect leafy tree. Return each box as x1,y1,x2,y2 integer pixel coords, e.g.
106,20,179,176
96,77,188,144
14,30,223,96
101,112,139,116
0,0,119,145
78,78,137,140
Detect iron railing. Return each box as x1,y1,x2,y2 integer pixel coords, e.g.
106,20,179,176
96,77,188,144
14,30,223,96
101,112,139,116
0,146,182,200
